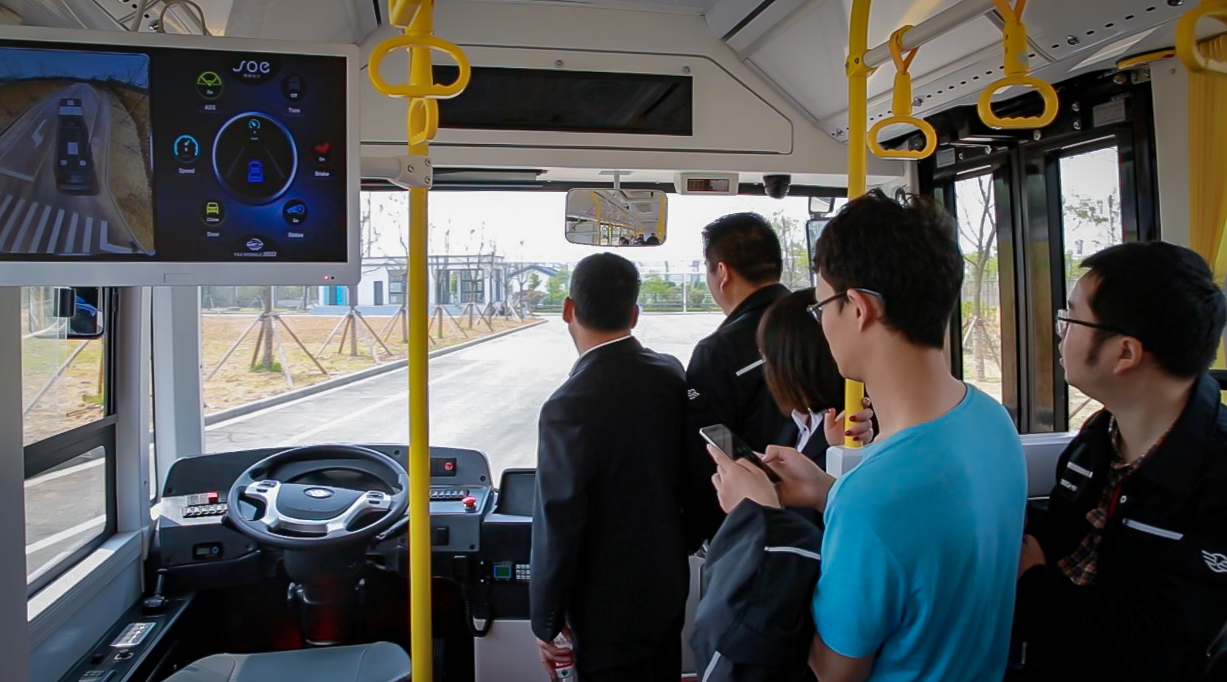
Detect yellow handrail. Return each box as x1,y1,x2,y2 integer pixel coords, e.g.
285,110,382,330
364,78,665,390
368,2,471,680
843,0,874,447
976,0,1059,129
868,26,938,160
1177,0,1227,77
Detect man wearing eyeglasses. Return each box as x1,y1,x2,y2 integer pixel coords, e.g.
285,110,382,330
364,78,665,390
710,189,1027,682
1011,241,1227,682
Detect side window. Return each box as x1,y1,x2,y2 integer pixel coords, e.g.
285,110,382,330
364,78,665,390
954,174,1009,408
21,286,115,594
1059,147,1124,430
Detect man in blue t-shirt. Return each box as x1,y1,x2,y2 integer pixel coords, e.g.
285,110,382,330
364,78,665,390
709,190,1027,682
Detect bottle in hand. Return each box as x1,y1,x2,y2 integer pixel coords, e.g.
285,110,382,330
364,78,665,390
552,632,576,679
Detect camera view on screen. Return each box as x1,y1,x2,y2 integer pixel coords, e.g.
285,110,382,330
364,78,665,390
0,47,152,255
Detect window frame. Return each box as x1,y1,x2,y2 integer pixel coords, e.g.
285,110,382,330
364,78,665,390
22,287,119,596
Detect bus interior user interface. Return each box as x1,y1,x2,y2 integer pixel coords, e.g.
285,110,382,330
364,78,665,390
0,41,347,263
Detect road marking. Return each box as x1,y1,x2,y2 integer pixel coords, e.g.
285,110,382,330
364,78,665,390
24,458,105,489
66,212,79,252
0,197,26,250
279,366,476,445
48,208,65,252
0,195,13,224
28,204,51,253
83,216,94,252
32,118,45,146
99,220,128,254
26,516,105,556
12,201,39,252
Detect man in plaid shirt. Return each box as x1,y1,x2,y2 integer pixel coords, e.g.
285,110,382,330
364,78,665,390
1012,242,1227,681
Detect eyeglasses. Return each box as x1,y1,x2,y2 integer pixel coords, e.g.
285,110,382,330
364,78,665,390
808,288,884,322
1055,309,1128,337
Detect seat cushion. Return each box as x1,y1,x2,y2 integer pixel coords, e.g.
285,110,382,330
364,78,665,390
163,641,409,682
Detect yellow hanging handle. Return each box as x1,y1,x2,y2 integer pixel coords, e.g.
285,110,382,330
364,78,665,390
369,33,472,99
868,26,938,160
977,0,1058,129
1177,0,1227,77
407,98,439,147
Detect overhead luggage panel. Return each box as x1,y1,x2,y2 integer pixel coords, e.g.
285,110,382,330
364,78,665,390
722,0,1200,144
360,1,901,184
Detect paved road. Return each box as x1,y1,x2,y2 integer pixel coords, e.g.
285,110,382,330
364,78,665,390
0,82,142,255
24,314,723,580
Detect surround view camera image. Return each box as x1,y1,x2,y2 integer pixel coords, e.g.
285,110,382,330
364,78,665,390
0,47,153,255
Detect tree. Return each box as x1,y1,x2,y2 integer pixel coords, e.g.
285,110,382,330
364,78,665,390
640,276,672,306
545,267,569,305
528,273,542,290
958,175,1000,382
769,211,812,291
1063,192,1122,279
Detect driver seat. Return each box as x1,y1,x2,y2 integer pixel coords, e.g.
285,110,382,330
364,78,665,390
162,642,410,682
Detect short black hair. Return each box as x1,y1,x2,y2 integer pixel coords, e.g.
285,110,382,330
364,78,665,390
812,189,962,348
702,212,783,285
1081,242,1226,378
569,253,640,332
758,288,844,415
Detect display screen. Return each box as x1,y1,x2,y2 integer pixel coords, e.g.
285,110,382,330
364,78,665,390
687,178,730,193
0,40,348,264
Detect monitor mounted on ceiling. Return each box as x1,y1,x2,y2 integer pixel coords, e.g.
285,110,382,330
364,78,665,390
0,25,359,286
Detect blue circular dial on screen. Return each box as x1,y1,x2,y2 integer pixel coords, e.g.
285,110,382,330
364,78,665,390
212,112,297,205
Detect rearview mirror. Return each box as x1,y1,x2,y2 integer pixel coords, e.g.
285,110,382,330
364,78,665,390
809,196,836,216
27,287,104,339
565,188,667,246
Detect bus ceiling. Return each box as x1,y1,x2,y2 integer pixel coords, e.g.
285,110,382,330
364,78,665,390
10,0,1220,186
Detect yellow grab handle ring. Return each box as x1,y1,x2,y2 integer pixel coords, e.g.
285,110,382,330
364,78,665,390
1176,3,1227,76
977,75,1058,129
369,34,472,98
408,98,439,147
868,116,938,159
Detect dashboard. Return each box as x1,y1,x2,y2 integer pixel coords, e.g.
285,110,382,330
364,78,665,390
153,445,526,592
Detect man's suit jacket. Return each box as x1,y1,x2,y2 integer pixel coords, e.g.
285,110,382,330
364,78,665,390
530,337,690,668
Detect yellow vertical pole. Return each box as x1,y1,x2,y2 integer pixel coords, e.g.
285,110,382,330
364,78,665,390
406,5,434,681
842,0,873,446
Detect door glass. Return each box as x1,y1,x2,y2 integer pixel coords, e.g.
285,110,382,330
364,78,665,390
955,175,1005,406
1060,147,1124,430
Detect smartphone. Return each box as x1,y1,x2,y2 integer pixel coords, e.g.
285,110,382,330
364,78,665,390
699,424,781,484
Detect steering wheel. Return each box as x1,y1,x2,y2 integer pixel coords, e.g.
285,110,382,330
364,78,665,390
224,444,409,551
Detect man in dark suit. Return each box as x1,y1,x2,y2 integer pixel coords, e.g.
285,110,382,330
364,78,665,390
531,253,689,681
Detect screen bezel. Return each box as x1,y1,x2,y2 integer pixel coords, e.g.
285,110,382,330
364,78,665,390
0,25,360,286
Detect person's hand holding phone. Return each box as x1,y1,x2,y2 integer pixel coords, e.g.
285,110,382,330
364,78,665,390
760,445,836,513
707,443,781,513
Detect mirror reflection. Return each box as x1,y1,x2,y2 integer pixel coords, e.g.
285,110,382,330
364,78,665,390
565,188,667,246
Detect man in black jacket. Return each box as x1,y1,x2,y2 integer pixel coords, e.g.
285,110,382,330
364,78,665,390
531,253,689,681
683,212,794,548
1015,241,1227,681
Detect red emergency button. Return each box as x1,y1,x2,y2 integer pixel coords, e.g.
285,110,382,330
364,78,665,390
444,461,455,472
462,495,477,512
206,491,219,503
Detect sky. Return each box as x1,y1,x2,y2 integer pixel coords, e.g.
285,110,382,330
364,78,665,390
362,146,1122,278
0,47,149,89
364,191,813,270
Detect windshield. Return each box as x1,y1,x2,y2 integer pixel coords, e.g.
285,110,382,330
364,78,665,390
199,191,812,482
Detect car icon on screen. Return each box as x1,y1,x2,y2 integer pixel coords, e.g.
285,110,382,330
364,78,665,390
246,238,265,251
247,160,264,183
286,204,305,215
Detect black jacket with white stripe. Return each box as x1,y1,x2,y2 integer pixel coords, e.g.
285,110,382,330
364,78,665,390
682,283,794,550
1015,373,1227,681
691,500,822,682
